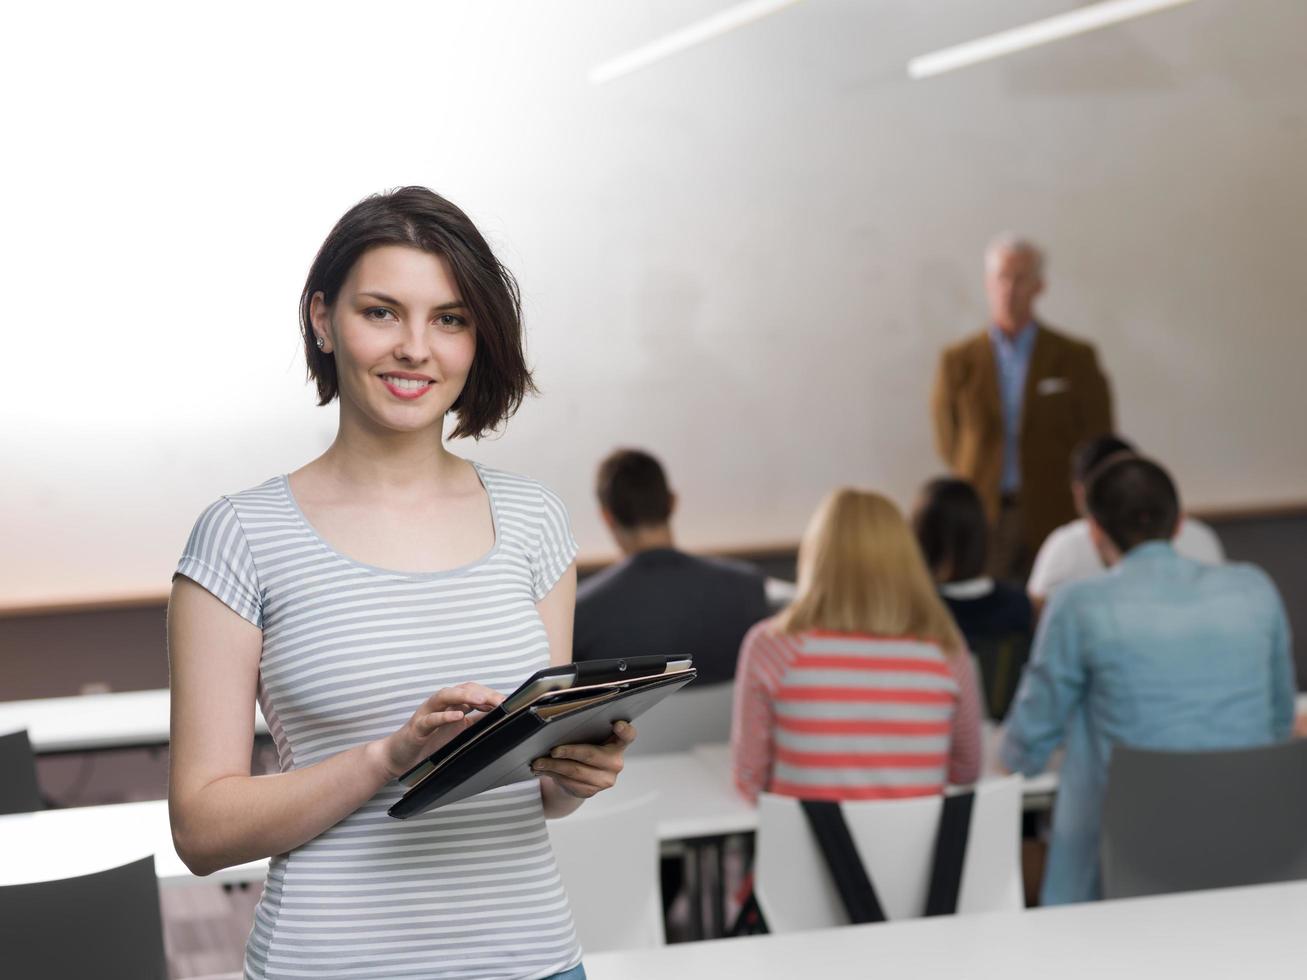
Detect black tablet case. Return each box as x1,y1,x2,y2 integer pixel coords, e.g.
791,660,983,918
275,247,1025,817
389,660,696,819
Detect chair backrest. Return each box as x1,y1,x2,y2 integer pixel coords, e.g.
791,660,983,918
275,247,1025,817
547,791,664,952
967,633,1032,721
1101,739,1307,900
622,681,735,756
755,776,1024,932
0,855,166,979
0,728,43,814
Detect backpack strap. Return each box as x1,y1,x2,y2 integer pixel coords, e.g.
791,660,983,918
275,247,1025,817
799,799,886,924
924,789,975,916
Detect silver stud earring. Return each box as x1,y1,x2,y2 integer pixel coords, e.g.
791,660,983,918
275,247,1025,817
315,336,326,350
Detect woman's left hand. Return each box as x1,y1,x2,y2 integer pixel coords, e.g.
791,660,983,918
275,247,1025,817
532,721,638,799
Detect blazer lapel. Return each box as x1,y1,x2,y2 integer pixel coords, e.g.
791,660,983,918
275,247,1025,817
1023,323,1058,412
976,330,1002,423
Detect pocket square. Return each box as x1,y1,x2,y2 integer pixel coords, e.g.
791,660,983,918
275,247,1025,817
1037,377,1070,395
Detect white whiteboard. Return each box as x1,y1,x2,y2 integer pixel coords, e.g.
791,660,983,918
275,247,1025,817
4,0,1306,609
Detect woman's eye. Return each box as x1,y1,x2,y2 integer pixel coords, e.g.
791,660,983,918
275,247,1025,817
437,313,468,329
364,307,396,321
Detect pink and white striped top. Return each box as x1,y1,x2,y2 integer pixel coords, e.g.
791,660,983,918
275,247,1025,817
730,620,983,803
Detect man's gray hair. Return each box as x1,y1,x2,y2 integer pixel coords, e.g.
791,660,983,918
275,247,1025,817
985,233,1045,277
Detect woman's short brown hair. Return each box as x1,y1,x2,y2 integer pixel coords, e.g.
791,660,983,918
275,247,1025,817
299,186,536,439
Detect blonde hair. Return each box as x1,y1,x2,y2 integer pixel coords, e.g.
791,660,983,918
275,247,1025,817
777,487,965,655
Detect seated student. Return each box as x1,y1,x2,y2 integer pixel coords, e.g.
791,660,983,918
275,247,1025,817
913,477,1034,720
732,488,983,803
574,449,770,684
1028,434,1224,606
1002,456,1295,905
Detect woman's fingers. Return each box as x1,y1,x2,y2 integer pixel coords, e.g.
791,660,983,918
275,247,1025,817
422,683,504,714
549,775,603,799
548,722,635,765
416,709,465,737
532,759,613,796
533,721,638,794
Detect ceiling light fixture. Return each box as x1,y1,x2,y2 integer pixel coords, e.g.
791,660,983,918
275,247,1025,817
590,0,805,85
907,0,1198,80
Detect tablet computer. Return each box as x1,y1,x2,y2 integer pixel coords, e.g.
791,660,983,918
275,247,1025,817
389,655,696,819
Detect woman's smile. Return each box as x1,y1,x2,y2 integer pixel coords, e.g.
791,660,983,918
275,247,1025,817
380,372,435,399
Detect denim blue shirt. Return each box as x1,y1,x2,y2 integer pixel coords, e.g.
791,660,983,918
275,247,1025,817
1000,541,1295,905
988,322,1037,494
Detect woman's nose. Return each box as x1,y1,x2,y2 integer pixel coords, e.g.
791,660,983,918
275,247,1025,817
394,325,431,363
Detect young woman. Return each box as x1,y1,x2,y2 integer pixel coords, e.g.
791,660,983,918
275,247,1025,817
731,488,982,803
168,187,631,980
912,477,1033,720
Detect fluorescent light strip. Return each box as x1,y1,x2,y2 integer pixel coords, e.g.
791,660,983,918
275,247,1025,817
589,0,805,85
907,0,1198,80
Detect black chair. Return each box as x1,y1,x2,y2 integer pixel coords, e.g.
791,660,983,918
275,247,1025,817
0,728,43,814
0,856,167,979
1101,739,1307,900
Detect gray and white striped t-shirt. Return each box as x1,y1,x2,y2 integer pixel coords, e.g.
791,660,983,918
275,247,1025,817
175,462,582,980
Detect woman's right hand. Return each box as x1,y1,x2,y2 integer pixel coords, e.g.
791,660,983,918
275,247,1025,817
370,683,505,781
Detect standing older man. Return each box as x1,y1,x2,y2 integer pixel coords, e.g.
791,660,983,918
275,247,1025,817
931,235,1113,581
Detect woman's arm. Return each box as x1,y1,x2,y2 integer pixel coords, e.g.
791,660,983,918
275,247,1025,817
167,577,500,876
530,563,640,817
539,562,578,669
946,652,984,785
532,563,587,818
731,621,780,804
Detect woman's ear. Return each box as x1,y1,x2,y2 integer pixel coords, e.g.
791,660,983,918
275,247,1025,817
309,291,334,353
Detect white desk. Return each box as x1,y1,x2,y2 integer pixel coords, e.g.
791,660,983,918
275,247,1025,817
0,752,738,890
568,740,1058,852
0,689,268,754
0,798,266,888
586,878,1307,979
0,746,1045,889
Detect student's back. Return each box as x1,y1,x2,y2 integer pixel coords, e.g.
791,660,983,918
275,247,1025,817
1053,546,1290,749
731,487,984,804
939,579,1033,720
574,548,769,684
912,477,1034,719
1002,455,1294,905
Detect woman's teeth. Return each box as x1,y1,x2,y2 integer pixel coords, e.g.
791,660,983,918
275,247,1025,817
384,376,431,390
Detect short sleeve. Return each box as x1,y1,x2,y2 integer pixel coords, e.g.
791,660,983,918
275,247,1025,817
175,497,263,628
530,482,579,601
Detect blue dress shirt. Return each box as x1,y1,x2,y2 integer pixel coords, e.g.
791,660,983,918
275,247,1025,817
988,322,1037,495
1000,541,1295,905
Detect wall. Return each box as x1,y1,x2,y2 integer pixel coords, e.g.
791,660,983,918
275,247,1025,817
2,0,1306,611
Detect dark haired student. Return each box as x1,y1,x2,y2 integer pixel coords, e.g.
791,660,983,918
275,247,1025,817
168,187,630,980
574,449,770,685
1001,456,1294,906
1027,433,1224,607
913,478,1033,720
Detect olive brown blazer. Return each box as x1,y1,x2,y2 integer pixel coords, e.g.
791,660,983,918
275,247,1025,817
931,323,1113,555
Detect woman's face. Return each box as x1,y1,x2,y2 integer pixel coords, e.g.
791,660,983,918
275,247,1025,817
312,245,477,435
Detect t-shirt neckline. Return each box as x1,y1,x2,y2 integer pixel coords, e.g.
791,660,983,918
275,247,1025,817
279,460,502,579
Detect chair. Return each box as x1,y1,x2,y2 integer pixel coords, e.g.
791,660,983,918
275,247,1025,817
1101,739,1307,900
754,775,1024,931
0,728,43,814
622,681,735,756
547,791,664,952
0,855,167,979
